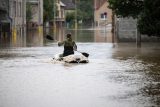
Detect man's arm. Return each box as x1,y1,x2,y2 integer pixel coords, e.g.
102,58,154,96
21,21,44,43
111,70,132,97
58,41,64,46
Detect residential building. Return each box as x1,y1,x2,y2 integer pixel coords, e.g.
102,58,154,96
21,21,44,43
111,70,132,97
0,0,11,34
27,0,43,28
55,0,66,24
61,0,75,28
94,0,112,27
61,0,75,14
9,0,26,34
0,0,26,35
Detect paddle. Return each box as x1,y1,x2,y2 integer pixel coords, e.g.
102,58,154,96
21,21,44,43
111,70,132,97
45,35,89,57
76,50,89,57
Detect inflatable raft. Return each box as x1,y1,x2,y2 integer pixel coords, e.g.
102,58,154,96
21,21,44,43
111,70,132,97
53,54,89,63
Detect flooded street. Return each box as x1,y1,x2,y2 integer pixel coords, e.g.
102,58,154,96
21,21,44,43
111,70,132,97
0,28,160,107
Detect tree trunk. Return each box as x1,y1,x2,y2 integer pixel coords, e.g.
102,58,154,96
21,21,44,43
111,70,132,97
111,12,115,43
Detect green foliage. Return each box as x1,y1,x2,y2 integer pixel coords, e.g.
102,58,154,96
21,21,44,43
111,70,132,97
66,12,75,23
138,0,160,36
108,0,144,18
43,0,54,22
65,0,94,26
77,0,94,24
26,3,32,22
108,0,160,36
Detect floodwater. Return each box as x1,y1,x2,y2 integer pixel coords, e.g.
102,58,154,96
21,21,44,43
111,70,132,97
0,27,160,107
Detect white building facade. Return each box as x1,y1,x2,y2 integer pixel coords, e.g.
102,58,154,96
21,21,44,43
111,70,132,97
27,0,43,28
9,0,26,33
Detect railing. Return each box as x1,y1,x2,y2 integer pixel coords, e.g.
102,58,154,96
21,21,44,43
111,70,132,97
55,17,65,22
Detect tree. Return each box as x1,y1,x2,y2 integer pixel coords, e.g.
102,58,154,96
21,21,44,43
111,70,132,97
66,12,75,23
43,0,54,23
77,0,94,25
26,3,32,22
138,0,160,36
108,0,143,18
108,0,160,37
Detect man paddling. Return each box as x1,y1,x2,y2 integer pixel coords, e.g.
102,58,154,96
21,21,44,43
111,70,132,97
58,34,77,57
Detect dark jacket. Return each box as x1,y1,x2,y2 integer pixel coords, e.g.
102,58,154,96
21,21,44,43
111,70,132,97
58,39,77,57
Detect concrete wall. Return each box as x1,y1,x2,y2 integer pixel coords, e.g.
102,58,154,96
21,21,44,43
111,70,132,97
115,18,160,42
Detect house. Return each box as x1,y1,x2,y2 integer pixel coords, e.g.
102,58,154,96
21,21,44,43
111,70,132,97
26,0,43,28
94,0,112,27
61,0,75,28
0,0,11,34
61,0,75,14
9,0,26,34
55,0,66,27
0,0,26,35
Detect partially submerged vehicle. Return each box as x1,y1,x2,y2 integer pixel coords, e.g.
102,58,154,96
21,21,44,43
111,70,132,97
53,54,89,63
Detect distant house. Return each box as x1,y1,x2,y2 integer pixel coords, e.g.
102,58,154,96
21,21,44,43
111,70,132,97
55,0,66,23
54,0,75,27
61,0,75,14
94,0,112,27
26,0,43,28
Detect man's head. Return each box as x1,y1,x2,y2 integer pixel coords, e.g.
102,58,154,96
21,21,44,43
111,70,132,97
66,34,72,39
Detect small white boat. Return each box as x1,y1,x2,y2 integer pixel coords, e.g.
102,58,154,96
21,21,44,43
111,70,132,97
53,54,89,63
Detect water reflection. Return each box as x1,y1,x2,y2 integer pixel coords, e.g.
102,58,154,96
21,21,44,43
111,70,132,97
0,33,11,47
0,26,115,48
112,43,160,106
27,29,43,47
1,27,160,106
94,29,113,43
0,31,26,48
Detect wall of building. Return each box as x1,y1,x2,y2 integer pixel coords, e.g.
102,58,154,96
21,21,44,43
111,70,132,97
9,0,26,34
56,1,65,21
0,0,9,14
94,1,112,27
27,0,43,27
0,0,10,34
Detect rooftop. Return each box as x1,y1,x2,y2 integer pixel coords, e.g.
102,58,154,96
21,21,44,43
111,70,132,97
61,0,75,10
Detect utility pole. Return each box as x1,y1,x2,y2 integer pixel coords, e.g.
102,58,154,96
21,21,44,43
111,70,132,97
136,29,141,48
53,0,57,35
75,0,77,29
112,11,115,43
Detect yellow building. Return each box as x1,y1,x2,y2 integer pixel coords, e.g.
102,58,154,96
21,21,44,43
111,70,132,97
94,0,112,27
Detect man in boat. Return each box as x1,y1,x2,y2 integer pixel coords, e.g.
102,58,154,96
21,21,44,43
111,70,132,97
58,34,77,57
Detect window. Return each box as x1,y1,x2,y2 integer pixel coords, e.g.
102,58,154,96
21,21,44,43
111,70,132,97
13,1,16,17
101,13,104,19
100,12,107,20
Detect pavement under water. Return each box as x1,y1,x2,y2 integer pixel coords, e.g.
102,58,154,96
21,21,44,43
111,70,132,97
0,29,160,107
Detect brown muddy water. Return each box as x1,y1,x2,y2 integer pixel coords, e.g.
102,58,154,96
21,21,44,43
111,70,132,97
0,28,160,107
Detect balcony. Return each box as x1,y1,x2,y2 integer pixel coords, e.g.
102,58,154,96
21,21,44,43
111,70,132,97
55,17,65,22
